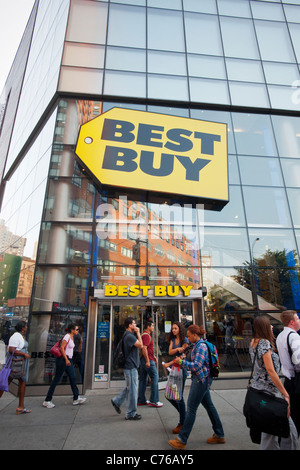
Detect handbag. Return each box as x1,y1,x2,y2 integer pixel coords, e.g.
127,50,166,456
164,364,183,402
10,355,26,379
0,352,14,391
243,342,290,439
50,336,70,358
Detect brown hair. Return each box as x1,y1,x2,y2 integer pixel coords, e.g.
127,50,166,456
187,324,206,337
168,321,186,344
253,316,275,348
281,310,297,327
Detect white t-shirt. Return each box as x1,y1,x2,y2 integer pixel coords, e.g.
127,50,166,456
63,334,74,358
8,332,25,351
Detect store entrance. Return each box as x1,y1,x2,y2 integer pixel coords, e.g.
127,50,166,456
92,299,193,388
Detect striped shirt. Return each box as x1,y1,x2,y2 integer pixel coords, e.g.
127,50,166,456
181,339,210,383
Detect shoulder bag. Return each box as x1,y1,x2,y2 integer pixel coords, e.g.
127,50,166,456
50,335,70,358
243,341,290,439
0,351,14,391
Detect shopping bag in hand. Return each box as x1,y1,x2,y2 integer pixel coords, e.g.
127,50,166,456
164,364,183,401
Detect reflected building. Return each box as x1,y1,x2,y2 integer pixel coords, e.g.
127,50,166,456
0,0,300,394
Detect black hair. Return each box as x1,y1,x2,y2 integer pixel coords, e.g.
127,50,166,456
65,323,77,333
15,321,26,333
124,317,135,329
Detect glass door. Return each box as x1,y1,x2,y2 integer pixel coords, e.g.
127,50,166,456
152,300,179,381
94,302,111,384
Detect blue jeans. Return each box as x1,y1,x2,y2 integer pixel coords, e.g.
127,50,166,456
138,358,159,404
45,356,79,401
166,368,187,425
178,375,224,445
113,368,138,418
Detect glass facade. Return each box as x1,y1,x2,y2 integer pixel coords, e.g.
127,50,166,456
0,0,300,391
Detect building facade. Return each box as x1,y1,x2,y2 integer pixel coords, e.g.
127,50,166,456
1,0,300,394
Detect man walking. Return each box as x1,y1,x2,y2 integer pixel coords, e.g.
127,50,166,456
138,321,163,408
111,317,143,420
276,310,300,435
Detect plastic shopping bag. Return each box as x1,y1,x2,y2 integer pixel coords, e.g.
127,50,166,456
0,352,14,392
164,364,183,402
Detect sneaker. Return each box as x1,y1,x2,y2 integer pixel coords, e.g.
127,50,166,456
149,401,163,408
73,397,86,406
206,434,226,444
125,413,142,420
168,438,186,450
137,400,150,406
42,401,55,409
172,423,183,434
111,399,121,414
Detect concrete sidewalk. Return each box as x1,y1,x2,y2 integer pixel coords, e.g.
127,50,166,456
0,385,266,451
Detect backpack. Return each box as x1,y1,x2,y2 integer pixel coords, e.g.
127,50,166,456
203,341,220,378
113,334,126,369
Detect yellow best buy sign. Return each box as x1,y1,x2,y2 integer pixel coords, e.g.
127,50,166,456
75,108,228,206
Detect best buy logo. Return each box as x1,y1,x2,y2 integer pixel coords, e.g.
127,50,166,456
75,108,228,205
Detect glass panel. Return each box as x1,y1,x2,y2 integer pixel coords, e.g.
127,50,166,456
268,85,300,111
287,188,300,228
148,75,189,100
111,303,142,380
263,62,300,86
189,78,230,105
188,55,226,79
203,185,245,226
104,71,146,98
218,0,251,17
238,156,284,186
94,303,111,383
232,113,278,157
44,178,94,222
148,0,182,9
201,227,250,266
229,82,270,107
59,67,103,95
254,20,295,62
185,13,223,55
226,58,264,83
38,223,93,264
148,9,184,52
284,5,300,23
271,115,300,158
107,4,146,48
281,158,300,187
183,0,217,14
66,0,108,44
106,47,146,72
62,43,105,68
27,312,86,386
248,229,299,267
251,1,285,20
31,266,89,312
148,51,187,76
289,24,300,62
243,187,292,228
220,17,260,59
255,268,300,311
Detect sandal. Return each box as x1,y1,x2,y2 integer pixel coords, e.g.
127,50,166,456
16,408,31,415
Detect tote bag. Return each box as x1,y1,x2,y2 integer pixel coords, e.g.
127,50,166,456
50,336,70,358
165,364,183,402
243,343,289,439
0,352,14,392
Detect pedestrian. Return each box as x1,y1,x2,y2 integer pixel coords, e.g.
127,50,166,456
111,317,143,420
249,315,298,450
168,324,225,450
138,320,163,408
163,321,189,433
0,321,31,414
276,310,300,437
43,323,86,408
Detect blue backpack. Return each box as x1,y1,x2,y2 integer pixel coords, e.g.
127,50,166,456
203,341,220,378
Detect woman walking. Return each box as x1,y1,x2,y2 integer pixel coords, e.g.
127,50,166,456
43,323,86,408
249,315,298,450
163,321,189,434
168,324,225,450
0,321,31,414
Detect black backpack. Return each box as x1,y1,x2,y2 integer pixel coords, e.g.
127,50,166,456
113,334,126,369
